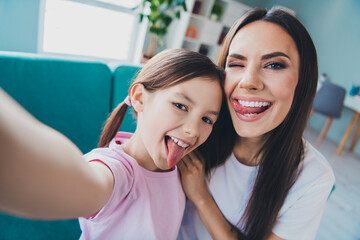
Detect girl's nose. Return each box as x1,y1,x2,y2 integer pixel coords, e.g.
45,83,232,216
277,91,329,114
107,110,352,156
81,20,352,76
238,67,264,91
183,120,199,138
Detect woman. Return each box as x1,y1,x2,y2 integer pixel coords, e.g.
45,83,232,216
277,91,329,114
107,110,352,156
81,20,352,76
177,7,335,240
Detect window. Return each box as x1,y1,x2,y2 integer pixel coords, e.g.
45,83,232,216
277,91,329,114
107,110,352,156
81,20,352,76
40,0,141,62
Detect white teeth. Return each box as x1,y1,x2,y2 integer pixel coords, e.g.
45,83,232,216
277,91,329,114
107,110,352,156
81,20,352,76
238,100,270,108
170,136,190,148
244,113,257,116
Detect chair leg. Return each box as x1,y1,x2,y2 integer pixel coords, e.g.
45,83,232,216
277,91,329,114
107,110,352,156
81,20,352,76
349,120,360,151
316,117,333,147
337,112,359,155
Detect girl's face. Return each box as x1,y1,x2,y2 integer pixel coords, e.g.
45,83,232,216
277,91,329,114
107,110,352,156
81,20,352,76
225,21,300,141
135,77,222,171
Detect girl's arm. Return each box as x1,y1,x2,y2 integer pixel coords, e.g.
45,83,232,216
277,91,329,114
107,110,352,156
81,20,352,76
178,153,283,240
0,88,113,220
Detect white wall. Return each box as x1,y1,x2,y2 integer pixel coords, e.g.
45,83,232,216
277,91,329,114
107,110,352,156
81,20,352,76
0,0,41,53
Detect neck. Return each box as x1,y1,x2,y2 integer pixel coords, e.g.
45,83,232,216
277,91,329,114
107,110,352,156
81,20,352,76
233,135,266,166
121,131,169,172
121,132,156,171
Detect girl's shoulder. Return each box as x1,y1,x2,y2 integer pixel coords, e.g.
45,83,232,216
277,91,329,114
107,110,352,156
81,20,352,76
84,131,133,159
83,132,138,177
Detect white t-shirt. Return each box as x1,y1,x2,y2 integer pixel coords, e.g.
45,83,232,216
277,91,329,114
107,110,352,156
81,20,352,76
178,141,335,240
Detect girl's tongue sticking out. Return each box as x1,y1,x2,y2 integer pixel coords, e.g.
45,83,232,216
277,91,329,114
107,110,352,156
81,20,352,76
166,137,186,168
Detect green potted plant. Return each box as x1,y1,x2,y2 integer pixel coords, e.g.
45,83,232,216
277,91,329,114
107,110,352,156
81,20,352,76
210,2,224,21
139,0,187,60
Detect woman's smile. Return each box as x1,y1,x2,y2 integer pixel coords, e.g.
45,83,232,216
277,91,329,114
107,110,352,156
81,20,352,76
232,97,273,122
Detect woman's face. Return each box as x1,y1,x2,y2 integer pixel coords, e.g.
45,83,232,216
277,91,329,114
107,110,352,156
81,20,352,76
225,21,300,140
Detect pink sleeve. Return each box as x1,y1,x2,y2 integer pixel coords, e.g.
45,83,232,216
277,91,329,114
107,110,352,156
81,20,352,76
83,150,135,221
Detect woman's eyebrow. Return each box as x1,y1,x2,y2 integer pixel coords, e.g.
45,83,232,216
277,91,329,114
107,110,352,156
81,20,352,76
261,52,290,60
228,53,247,60
228,52,290,61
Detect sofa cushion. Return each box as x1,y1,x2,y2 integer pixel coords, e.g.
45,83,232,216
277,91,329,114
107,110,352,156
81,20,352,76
0,51,115,239
0,51,112,153
111,64,142,133
0,213,81,240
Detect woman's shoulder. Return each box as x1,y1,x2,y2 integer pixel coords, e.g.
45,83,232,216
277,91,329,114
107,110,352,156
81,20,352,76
302,140,335,182
274,141,336,240
285,140,335,201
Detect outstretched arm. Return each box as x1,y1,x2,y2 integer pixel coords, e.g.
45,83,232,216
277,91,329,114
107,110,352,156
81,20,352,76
178,152,283,240
0,88,113,220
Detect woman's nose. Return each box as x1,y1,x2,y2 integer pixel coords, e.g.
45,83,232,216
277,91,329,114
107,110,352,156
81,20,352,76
238,67,264,91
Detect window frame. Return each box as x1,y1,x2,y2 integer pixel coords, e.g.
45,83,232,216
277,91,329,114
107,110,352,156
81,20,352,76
37,0,145,63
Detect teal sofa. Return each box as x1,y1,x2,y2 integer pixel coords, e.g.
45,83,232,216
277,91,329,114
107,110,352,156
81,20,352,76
0,51,141,239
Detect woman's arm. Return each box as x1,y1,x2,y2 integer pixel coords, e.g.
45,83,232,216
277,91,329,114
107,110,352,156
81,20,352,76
178,153,284,240
0,88,113,219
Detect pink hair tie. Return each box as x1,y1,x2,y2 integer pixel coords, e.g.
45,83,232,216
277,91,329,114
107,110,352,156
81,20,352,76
124,96,132,106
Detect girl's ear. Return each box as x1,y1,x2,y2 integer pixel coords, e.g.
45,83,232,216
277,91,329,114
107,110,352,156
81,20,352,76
130,83,145,112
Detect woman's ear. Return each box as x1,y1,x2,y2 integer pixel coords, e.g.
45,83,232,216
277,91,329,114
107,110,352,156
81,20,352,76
129,83,145,112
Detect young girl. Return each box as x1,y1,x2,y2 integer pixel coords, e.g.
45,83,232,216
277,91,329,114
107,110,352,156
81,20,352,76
0,49,225,239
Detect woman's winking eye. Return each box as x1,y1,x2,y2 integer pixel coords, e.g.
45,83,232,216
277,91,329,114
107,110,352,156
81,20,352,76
226,61,244,69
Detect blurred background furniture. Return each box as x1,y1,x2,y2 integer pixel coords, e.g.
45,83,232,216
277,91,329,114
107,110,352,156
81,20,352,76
337,95,360,155
312,81,346,147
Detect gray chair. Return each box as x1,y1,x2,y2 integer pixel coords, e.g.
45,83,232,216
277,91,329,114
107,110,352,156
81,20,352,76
312,81,346,146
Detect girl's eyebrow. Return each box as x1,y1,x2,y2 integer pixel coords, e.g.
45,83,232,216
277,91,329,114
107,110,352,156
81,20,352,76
209,111,219,117
228,52,290,60
175,92,193,104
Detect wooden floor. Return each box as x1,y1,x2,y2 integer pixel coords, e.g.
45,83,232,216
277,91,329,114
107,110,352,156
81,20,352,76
304,127,360,240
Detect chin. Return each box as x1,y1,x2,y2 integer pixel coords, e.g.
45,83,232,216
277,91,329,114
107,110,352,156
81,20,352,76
235,127,266,139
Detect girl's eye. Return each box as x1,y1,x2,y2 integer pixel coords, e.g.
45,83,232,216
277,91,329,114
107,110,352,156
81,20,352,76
265,62,286,69
202,117,213,125
173,102,187,111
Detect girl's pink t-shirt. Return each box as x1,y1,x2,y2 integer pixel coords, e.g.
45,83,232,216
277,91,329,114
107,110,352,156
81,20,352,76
79,132,185,240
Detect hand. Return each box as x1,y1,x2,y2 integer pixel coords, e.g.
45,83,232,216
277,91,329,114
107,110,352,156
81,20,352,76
178,152,244,240
177,151,211,204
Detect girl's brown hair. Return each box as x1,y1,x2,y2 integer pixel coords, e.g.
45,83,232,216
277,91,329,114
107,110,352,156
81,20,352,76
199,7,318,239
98,49,225,148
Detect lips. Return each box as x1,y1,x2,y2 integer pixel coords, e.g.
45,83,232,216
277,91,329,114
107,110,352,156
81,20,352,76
232,98,272,121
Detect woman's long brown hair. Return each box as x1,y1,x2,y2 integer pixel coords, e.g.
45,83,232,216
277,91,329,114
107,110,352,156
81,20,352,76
98,48,225,148
198,8,318,239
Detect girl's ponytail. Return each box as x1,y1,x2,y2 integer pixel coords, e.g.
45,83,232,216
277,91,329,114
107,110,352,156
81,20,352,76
98,101,129,147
